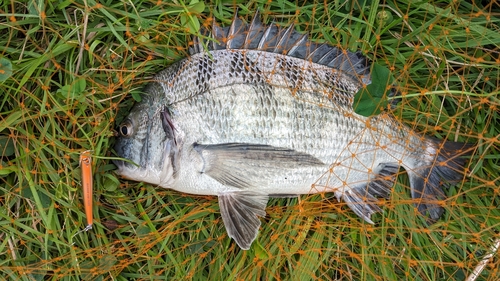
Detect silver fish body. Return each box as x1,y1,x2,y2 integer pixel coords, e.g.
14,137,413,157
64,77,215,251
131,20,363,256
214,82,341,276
114,12,470,250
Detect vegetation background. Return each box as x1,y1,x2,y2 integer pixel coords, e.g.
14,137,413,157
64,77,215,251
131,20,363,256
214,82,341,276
0,0,499,280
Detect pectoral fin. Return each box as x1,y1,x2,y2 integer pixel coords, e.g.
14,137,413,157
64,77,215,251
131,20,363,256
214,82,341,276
160,108,176,142
193,142,324,189
160,109,180,176
218,191,269,250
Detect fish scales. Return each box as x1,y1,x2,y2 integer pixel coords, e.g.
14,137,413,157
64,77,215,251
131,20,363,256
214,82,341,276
114,12,471,250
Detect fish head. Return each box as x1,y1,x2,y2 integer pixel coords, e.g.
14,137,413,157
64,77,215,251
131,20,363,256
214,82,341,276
113,85,178,187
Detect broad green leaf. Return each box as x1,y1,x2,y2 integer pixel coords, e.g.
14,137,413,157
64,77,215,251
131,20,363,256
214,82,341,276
0,58,13,82
79,259,95,281
376,10,394,25
102,174,120,192
0,164,17,176
56,78,87,101
180,1,205,33
98,255,118,272
136,225,151,237
180,14,201,33
0,136,15,157
252,240,269,259
353,63,393,117
21,184,52,209
28,0,45,16
188,1,205,14
131,91,142,102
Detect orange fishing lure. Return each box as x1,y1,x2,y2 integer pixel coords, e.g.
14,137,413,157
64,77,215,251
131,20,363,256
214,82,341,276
80,150,93,230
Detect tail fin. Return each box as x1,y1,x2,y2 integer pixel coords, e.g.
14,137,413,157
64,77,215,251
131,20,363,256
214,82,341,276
407,138,473,222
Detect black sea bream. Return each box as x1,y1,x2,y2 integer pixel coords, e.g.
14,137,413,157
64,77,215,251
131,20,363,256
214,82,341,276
114,12,470,250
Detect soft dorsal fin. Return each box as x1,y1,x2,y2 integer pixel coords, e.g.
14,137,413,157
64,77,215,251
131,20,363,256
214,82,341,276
188,11,371,85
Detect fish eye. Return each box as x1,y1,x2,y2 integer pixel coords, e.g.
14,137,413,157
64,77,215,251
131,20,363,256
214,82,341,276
119,120,134,137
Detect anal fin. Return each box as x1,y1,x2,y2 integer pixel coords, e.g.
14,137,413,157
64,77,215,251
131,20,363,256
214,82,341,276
342,188,381,224
340,163,399,223
218,192,269,250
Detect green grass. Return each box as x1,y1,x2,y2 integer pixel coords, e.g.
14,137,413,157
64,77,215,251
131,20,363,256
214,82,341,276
1,0,499,280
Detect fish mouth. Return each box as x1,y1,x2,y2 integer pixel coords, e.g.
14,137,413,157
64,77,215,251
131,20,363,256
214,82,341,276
112,158,128,177
113,137,139,177
113,128,142,171
113,159,124,169
113,158,146,181
113,138,127,175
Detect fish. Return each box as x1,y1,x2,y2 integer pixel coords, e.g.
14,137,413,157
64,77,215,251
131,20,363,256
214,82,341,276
113,12,471,250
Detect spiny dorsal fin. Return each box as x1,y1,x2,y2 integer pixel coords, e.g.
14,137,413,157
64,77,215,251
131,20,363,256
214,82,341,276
189,11,371,85
227,13,247,49
244,11,265,49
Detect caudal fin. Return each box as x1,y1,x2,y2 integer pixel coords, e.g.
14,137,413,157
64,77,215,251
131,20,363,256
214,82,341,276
407,138,473,222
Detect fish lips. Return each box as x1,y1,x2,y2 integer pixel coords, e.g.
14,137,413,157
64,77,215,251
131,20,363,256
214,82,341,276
113,136,137,175
112,142,128,176
112,158,125,172
112,151,141,180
